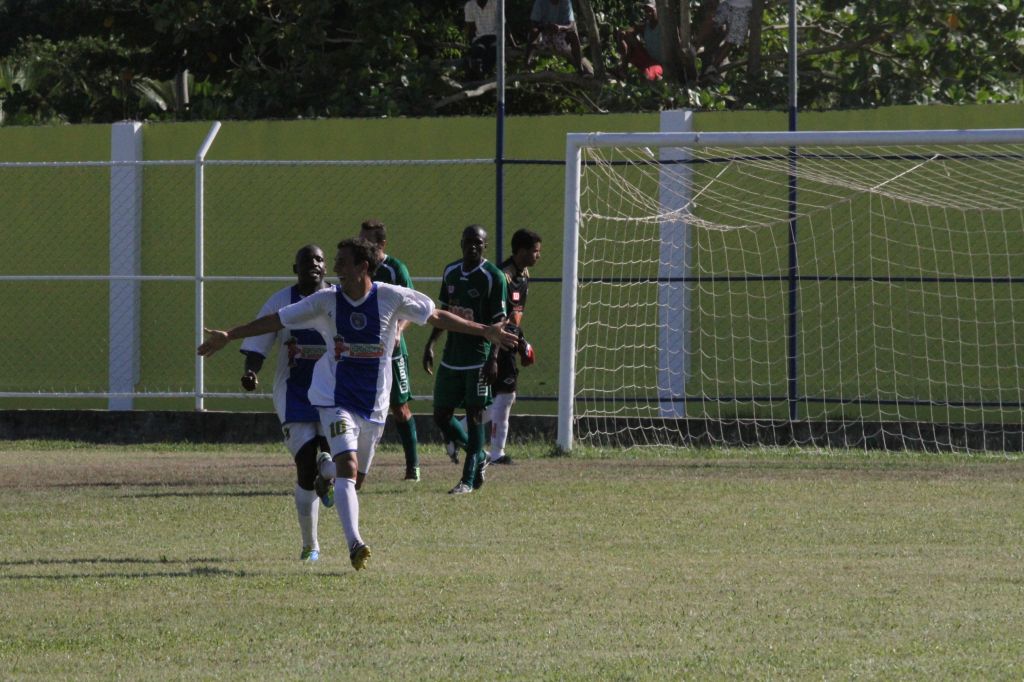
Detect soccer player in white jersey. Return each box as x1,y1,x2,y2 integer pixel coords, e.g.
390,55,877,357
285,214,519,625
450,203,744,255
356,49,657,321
198,237,517,570
238,244,331,563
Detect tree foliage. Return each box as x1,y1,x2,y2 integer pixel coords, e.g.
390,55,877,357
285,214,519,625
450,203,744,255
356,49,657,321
0,0,1021,124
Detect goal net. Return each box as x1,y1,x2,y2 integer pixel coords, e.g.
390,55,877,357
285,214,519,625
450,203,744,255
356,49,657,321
558,129,1024,452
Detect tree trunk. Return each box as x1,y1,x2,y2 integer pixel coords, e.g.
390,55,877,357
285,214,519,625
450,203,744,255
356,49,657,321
657,0,683,83
747,0,765,76
575,0,605,79
678,0,697,84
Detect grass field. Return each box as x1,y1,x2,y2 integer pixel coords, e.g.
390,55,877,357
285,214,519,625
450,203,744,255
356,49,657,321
2,440,1023,679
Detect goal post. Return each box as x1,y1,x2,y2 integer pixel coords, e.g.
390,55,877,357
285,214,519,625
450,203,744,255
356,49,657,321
558,128,1024,452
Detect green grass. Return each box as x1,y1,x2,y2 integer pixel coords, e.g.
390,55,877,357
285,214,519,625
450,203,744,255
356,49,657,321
2,440,1023,679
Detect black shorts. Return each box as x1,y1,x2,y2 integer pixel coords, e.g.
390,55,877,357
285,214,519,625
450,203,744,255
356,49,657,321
492,348,518,395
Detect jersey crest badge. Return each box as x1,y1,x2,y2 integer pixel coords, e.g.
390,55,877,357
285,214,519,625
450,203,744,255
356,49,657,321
468,288,480,298
349,312,367,330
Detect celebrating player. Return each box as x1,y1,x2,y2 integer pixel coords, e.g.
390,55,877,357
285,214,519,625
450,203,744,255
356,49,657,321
422,225,509,495
238,244,332,563
357,219,421,485
198,237,517,570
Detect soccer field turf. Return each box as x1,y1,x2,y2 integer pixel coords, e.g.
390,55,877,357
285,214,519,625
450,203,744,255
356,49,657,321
2,440,1023,679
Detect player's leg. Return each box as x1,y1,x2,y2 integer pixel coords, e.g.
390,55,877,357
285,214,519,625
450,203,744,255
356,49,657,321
433,364,468,463
488,391,516,464
451,369,491,494
391,352,419,480
488,350,519,464
392,403,420,481
318,406,370,570
285,422,323,561
465,404,489,490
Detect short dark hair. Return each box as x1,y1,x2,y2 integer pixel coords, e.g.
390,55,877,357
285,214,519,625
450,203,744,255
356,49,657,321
337,237,383,276
360,219,387,245
511,228,542,252
294,243,323,263
462,224,487,241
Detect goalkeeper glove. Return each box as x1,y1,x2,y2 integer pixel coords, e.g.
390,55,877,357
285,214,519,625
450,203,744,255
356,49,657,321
520,342,535,366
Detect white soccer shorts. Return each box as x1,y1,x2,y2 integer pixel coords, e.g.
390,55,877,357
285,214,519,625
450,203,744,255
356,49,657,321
281,421,325,457
317,406,384,461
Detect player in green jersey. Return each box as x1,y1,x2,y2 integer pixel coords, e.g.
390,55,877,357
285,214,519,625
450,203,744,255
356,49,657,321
422,225,509,495
355,219,423,486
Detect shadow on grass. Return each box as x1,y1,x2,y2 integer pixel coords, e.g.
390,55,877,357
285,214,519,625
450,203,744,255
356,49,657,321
0,556,225,566
0,555,360,580
2,567,243,580
121,489,286,499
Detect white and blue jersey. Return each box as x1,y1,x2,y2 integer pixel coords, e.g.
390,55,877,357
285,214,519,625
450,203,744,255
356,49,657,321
278,282,435,424
240,285,328,424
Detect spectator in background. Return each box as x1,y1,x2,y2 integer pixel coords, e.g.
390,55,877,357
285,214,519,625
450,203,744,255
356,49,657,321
464,0,498,80
614,0,664,81
524,0,586,76
695,0,753,82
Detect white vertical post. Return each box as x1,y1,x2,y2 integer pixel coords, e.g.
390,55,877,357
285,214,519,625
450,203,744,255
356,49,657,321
194,121,222,411
658,110,693,418
108,122,143,410
557,136,583,452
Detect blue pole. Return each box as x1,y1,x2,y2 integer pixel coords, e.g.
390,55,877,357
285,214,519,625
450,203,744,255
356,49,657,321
495,0,506,264
786,0,799,422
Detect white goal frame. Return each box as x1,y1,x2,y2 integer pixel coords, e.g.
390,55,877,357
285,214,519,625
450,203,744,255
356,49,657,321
557,127,1024,452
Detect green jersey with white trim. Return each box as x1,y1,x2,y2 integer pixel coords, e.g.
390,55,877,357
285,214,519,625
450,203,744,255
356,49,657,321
372,254,414,358
437,258,507,369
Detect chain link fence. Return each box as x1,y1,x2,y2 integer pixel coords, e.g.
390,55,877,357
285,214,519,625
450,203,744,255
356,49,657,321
0,127,569,413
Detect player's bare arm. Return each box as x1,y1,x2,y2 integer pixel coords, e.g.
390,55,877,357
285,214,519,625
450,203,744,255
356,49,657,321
198,313,285,357
240,351,265,391
426,309,517,350
395,319,412,349
422,324,446,375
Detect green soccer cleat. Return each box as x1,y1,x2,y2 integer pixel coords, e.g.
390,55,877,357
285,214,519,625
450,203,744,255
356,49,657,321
300,546,319,562
404,467,421,482
349,542,371,571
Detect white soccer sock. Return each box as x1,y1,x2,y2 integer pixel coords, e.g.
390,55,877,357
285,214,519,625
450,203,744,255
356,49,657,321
488,392,515,460
294,484,319,550
334,478,363,550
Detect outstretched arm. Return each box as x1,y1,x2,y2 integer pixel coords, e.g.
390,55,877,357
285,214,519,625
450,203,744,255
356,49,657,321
198,313,284,357
426,309,517,349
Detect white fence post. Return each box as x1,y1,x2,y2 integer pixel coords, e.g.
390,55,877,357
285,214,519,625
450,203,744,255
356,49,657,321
557,136,583,452
658,109,693,418
108,122,143,410
195,121,223,411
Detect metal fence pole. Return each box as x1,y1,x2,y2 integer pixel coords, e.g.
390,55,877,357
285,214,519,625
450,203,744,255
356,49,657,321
194,121,222,411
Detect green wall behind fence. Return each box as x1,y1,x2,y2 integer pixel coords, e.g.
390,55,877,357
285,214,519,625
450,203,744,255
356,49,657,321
2,104,1022,415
